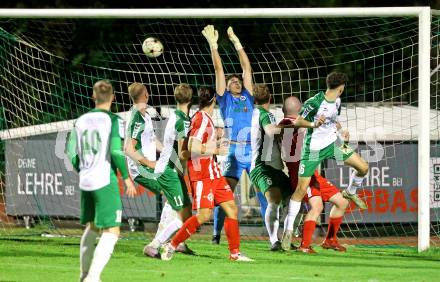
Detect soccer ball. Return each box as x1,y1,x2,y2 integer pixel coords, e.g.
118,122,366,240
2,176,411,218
142,37,163,58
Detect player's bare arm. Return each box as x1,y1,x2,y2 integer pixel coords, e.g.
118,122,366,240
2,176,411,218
227,26,252,94
188,136,229,156
124,137,156,168
294,115,326,128
202,25,225,95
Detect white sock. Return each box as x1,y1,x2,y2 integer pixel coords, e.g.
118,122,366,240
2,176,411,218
86,232,118,281
80,226,98,279
283,200,301,232
347,170,365,194
265,203,280,245
156,218,183,245
154,202,175,238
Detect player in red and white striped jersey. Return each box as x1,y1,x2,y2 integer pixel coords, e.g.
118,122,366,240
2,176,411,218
280,96,350,253
162,87,253,262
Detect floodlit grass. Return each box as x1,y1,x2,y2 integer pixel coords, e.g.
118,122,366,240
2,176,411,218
1,234,440,282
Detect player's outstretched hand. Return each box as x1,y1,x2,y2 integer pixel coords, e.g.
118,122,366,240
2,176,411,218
124,178,137,197
202,25,219,49
227,26,240,43
315,115,326,127
227,26,243,50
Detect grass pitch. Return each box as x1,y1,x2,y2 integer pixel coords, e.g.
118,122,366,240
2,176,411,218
1,233,440,282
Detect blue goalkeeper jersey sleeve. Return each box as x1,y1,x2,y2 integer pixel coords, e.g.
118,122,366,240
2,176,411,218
216,88,254,143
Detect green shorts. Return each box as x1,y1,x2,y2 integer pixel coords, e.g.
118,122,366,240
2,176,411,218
80,179,122,229
300,142,354,177
249,164,292,199
135,166,190,211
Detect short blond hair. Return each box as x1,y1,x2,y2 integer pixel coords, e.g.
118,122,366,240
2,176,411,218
174,83,193,104
128,82,147,103
253,84,271,105
93,80,113,105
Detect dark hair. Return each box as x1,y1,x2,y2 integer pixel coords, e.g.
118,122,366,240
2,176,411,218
198,86,216,109
128,82,147,103
93,80,114,104
174,83,193,104
253,84,271,105
326,71,348,89
225,74,242,84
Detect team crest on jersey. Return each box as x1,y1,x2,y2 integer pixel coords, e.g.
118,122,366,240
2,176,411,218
240,96,246,101
206,193,214,202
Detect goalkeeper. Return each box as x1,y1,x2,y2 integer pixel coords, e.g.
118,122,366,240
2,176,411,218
202,25,268,244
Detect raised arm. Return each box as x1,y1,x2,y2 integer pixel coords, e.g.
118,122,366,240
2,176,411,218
228,26,252,94
202,25,226,95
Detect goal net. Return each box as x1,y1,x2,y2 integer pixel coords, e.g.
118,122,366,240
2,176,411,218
0,10,436,249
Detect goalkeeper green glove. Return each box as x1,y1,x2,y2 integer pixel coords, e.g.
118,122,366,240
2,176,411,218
227,26,243,50
202,25,219,50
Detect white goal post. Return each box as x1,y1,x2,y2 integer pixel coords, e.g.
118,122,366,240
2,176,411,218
0,7,431,252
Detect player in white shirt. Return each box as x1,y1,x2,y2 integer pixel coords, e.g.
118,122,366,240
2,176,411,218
67,80,137,282
281,71,369,250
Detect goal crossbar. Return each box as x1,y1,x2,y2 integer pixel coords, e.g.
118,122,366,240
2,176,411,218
0,7,432,252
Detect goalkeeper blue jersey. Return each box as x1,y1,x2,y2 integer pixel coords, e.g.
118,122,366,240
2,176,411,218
216,88,254,143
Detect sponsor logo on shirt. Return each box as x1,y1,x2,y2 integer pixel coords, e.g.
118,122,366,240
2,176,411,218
132,122,143,138
183,121,190,136
301,105,313,118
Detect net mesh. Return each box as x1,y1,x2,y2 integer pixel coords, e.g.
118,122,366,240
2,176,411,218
0,16,438,246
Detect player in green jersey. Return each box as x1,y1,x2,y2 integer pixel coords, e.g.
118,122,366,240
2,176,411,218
124,83,193,258
67,80,137,282
281,71,369,251
249,84,296,251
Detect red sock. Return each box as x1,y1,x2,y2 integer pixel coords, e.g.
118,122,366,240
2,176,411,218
170,215,200,248
224,217,240,254
301,220,316,248
326,216,343,242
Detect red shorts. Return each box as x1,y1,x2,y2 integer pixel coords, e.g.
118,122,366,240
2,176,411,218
304,173,339,203
191,177,234,210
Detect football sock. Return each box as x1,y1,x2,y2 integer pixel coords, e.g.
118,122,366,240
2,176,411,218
256,191,268,224
301,220,316,248
224,217,240,254
171,215,200,248
347,170,365,194
265,203,280,244
213,205,226,236
79,226,98,278
284,199,301,232
156,218,183,245
154,202,175,239
86,232,118,281
326,216,343,241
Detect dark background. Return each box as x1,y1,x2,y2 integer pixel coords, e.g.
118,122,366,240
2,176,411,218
1,0,437,9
